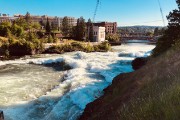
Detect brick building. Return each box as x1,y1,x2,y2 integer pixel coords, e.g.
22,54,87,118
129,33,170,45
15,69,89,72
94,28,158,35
93,22,117,34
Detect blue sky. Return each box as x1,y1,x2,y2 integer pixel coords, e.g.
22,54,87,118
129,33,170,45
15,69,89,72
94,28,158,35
0,0,178,26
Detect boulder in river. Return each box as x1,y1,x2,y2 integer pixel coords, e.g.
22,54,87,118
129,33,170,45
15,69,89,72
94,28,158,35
132,57,148,70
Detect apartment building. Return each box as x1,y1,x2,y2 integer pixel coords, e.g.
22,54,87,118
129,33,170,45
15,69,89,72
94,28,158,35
0,13,77,29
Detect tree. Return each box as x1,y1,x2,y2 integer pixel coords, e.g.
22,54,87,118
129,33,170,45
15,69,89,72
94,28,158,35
61,16,70,37
51,22,57,31
32,22,41,30
152,0,180,56
46,17,51,33
25,12,31,23
75,17,86,40
87,18,94,41
146,31,153,37
154,27,159,36
69,26,76,38
0,22,11,37
15,18,28,30
105,33,120,42
11,23,23,37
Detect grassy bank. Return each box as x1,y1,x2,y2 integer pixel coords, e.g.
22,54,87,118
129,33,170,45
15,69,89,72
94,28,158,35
80,47,180,120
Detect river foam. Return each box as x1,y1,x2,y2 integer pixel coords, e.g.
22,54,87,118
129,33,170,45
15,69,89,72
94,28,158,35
0,43,155,120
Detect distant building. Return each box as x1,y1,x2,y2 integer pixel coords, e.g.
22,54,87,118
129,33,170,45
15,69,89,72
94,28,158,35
93,26,105,42
0,13,17,23
0,13,77,29
93,22,117,34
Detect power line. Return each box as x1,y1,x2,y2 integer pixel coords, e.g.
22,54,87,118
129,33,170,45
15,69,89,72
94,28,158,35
93,0,100,22
157,0,166,26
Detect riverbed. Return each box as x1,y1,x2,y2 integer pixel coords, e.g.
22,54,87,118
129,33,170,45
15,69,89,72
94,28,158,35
0,41,155,120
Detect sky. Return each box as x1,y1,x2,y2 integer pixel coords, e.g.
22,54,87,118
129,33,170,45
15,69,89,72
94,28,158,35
0,0,178,26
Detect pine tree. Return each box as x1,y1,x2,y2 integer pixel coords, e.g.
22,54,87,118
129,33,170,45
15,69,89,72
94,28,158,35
25,12,31,23
46,17,51,33
87,18,94,42
75,17,86,40
154,27,159,36
61,16,70,37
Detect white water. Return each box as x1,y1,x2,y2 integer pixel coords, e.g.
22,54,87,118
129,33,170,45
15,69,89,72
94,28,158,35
0,42,155,120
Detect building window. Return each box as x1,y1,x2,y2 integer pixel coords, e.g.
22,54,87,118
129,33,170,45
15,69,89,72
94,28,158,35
101,33,104,38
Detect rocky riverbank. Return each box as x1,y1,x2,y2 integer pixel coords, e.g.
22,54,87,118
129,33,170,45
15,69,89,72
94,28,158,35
79,48,180,120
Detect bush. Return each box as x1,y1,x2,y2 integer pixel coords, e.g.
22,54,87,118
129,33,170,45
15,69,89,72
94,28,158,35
44,41,111,54
152,33,175,57
106,33,120,42
85,43,94,52
71,42,85,50
96,41,111,52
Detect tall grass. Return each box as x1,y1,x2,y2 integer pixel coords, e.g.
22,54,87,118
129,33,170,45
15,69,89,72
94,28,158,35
118,48,180,120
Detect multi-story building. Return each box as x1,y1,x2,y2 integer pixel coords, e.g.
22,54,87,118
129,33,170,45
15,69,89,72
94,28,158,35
1,13,77,29
93,22,117,34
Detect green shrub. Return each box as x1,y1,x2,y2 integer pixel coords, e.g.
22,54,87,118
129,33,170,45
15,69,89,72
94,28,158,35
47,34,54,43
85,43,94,52
106,33,120,42
71,42,85,51
96,41,111,52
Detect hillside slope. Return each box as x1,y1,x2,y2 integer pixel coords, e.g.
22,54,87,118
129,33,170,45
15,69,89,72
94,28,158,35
80,48,180,120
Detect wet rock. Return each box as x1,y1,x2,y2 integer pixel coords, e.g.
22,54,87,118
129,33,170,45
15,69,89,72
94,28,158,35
132,57,148,70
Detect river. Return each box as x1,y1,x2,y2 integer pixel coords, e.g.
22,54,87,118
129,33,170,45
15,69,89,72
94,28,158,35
0,41,155,120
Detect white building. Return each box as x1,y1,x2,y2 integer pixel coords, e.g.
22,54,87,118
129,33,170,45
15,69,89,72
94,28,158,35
93,26,105,42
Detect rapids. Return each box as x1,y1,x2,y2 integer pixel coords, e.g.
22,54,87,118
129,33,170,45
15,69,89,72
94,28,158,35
0,42,155,120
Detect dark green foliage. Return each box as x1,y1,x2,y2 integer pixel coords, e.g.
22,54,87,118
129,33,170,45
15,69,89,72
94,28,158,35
69,26,76,38
36,31,44,38
95,41,111,51
105,33,120,42
87,19,94,41
47,34,54,43
46,17,51,33
152,0,180,56
154,27,159,36
0,31,44,56
45,41,111,54
15,18,29,30
61,16,71,37
51,22,58,31
11,23,23,37
75,17,86,40
0,22,11,37
25,12,31,23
